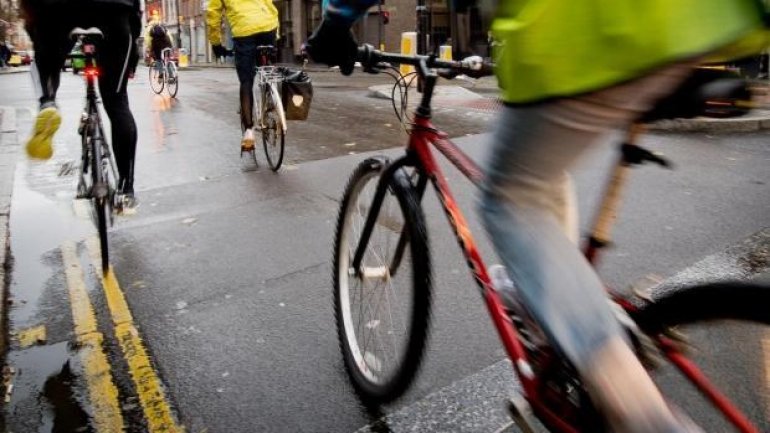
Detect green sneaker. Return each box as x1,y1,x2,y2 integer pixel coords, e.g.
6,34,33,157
26,105,61,160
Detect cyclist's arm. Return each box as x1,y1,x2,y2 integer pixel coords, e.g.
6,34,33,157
206,0,225,46
324,0,379,26
144,25,153,53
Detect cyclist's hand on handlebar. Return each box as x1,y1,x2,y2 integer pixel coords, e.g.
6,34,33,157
212,44,226,58
305,19,357,75
459,55,493,78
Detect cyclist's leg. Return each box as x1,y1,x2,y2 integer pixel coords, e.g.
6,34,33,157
94,6,138,202
233,35,259,130
21,2,73,158
152,46,163,72
479,61,697,433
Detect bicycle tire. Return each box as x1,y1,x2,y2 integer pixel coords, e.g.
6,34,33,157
333,157,432,403
89,120,110,273
633,281,770,331
262,87,285,171
166,62,178,98
95,195,109,272
632,281,770,431
149,64,164,94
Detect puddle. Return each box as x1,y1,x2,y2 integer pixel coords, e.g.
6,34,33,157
5,342,90,433
8,162,91,326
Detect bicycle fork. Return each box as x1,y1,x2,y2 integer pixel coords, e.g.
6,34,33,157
350,155,418,279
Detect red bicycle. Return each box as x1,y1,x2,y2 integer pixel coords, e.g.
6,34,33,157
331,45,770,432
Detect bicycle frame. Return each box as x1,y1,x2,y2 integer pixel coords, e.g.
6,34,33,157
256,66,287,135
80,40,119,204
349,62,761,432
159,47,173,70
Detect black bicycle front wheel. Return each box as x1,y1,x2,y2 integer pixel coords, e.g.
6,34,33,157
333,157,432,403
166,62,178,98
633,281,770,431
262,91,285,171
149,65,164,94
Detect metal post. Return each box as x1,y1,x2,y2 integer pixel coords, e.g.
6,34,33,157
377,0,383,50
175,0,182,48
416,0,428,54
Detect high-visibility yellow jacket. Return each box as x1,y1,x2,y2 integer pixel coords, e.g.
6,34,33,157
206,0,279,46
492,0,770,103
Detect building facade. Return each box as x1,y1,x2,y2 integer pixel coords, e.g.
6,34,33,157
143,0,491,65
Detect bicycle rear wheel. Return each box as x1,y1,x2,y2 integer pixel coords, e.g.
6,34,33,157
633,281,770,431
95,196,109,272
89,124,110,273
262,87,285,171
333,157,431,403
149,64,164,94
166,62,178,98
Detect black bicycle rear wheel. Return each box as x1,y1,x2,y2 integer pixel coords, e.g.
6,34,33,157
333,157,432,403
632,281,770,431
95,196,109,272
89,118,110,273
166,62,178,98
262,87,285,171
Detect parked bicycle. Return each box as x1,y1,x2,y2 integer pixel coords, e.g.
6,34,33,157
69,28,121,273
150,47,179,98
331,45,770,432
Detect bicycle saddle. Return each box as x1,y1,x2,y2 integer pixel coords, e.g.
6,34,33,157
640,67,751,122
69,27,104,41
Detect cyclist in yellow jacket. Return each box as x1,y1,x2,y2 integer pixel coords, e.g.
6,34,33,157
206,0,279,151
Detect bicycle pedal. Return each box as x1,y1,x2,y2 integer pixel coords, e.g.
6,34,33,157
506,394,538,433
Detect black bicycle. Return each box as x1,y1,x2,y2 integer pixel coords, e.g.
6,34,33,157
70,27,120,273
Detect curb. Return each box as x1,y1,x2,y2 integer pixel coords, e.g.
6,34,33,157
179,62,335,73
0,67,30,75
0,106,18,358
648,110,770,133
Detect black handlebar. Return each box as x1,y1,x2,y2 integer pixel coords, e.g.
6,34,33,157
355,44,494,79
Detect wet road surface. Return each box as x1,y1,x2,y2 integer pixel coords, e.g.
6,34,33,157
1,66,769,432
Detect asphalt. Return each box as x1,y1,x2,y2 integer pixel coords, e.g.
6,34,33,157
1,64,769,432
0,66,768,336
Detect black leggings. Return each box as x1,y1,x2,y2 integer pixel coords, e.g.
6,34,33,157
23,3,139,191
233,30,277,129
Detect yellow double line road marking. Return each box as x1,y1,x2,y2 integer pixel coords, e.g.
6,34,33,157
61,242,124,432
84,237,183,433
69,200,182,432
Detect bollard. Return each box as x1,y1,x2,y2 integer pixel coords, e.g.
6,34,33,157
400,32,417,77
439,45,452,61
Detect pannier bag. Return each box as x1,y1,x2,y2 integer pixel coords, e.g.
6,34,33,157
280,68,313,121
